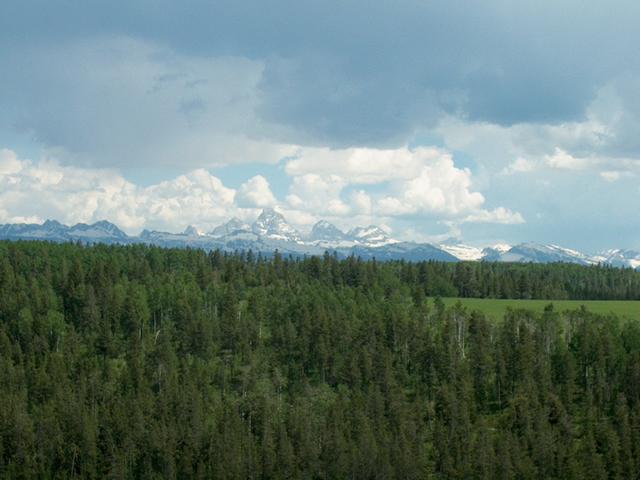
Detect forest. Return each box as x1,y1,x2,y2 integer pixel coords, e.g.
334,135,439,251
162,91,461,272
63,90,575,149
1,240,640,478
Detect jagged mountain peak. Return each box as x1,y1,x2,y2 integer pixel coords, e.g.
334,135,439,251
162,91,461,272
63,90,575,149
314,219,335,228
252,208,301,242
209,217,251,237
438,241,484,261
183,225,202,237
594,249,640,269
254,207,285,224
497,242,594,265
491,243,512,253
348,225,396,246
310,220,347,241
42,219,65,229
69,220,128,239
0,217,638,268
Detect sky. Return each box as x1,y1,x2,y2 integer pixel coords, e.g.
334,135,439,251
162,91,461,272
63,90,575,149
1,0,639,252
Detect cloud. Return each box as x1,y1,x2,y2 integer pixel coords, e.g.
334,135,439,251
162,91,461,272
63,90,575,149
0,149,266,233
6,1,640,156
350,190,372,215
237,175,277,207
0,154,141,229
142,169,237,229
598,170,635,182
286,174,350,215
463,207,525,225
544,148,591,170
600,171,621,182
0,149,23,175
399,153,486,216
2,1,640,251
285,146,522,225
0,36,298,169
0,146,524,239
438,79,640,179
285,146,428,184
501,157,536,175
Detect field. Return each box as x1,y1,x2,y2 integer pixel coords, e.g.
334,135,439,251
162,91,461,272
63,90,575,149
436,297,640,320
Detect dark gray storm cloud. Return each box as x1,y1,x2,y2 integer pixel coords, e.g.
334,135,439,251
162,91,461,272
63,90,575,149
2,0,639,148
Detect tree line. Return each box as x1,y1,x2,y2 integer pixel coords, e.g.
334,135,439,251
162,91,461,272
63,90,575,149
1,240,640,478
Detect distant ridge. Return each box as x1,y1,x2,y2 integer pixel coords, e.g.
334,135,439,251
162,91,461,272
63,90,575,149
1,212,639,268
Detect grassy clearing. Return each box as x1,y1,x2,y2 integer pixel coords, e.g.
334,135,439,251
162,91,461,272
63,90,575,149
435,297,640,320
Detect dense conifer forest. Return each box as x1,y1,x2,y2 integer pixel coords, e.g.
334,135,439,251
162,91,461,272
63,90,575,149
1,240,640,478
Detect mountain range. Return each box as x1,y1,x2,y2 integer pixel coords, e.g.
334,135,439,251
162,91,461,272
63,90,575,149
1,208,639,269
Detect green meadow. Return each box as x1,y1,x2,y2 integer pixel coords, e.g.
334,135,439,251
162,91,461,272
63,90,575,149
436,297,640,320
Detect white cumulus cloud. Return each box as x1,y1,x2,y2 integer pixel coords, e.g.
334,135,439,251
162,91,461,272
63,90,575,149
284,145,523,226
237,175,277,207
0,146,526,239
463,207,525,225
285,146,428,183
544,148,592,170
0,150,273,233
377,152,485,216
501,157,536,175
286,174,350,215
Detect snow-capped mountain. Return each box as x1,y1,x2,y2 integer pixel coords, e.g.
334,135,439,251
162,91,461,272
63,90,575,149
351,242,459,262
251,208,302,242
0,220,128,244
347,225,396,247
593,249,640,269
494,243,595,265
309,220,350,243
183,225,203,237
438,240,484,261
0,219,69,241
0,212,638,268
309,221,399,248
491,244,512,254
209,217,251,238
67,221,129,242
481,244,511,262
